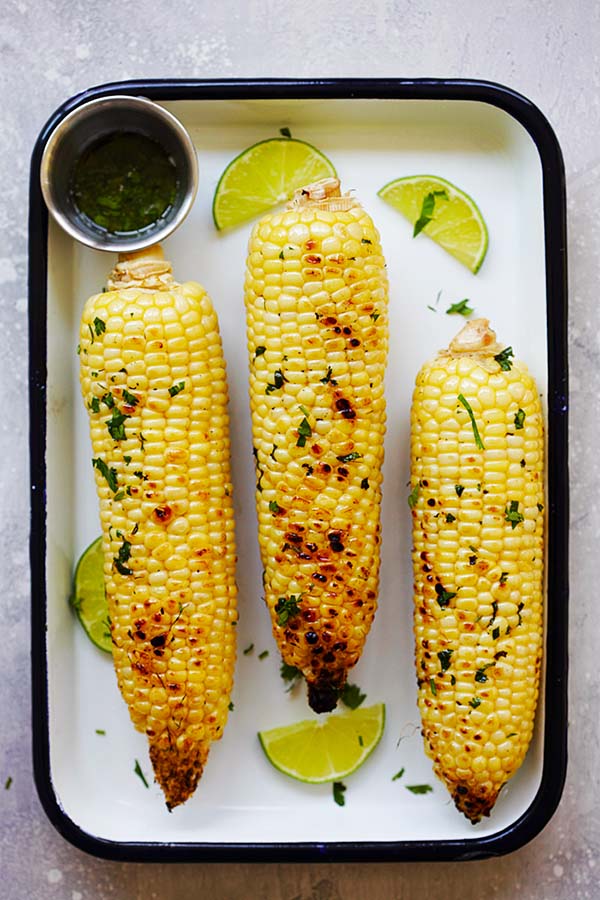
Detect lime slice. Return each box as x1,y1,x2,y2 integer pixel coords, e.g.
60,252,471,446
258,703,385,783
212,137,337,230
378,175,488,273
71,536,111,653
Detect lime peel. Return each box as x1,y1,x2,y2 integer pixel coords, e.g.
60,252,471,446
258,702,385,783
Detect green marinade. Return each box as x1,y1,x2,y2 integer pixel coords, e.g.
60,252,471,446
71,132,177,233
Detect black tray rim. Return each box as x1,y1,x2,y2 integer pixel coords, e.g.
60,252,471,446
29,76,569,863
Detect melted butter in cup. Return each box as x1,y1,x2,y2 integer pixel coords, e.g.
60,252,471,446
40,95,198,252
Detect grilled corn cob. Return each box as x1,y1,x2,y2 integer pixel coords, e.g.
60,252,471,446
245,178,388,712
410,318,544,823
79,246,237,809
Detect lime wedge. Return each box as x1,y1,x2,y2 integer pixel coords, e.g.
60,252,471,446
71,536,111,653
258,703,385,783
212,137,337,230
378,175,488,273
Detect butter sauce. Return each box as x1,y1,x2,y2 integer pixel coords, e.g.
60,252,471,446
70,132,177,234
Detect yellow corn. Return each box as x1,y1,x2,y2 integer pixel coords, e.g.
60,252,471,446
244,178,388,712
410,318,544,823
79,246,237,809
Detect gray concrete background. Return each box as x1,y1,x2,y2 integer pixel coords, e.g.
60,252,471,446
1,0,595,897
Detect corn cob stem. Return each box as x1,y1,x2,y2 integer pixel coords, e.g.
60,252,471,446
410,319,544,823
245,178,388,712
79,246,237,809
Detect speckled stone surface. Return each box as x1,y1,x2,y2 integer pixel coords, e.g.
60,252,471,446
1,0,596,896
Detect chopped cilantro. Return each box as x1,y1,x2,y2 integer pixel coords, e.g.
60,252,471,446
95,729,106,735
537,502,544,512
446,299,473,317
494,347,514,371
455,484,464,497
469,697,482,709
507,732,517,738
88,323,94,343
114,540,132,576
360,478,369,490
500,572,508,584
280,127,292,138
275,595,302,626
228,701,234,712
392,768,405,782
435,583,457,608
243,643,254,655
106,408,128,441
113,490,125,501
358,735,364,746
437,649,453,672
133,759,149,788
101,391,115,408
4,776,12,790
93,317,106,336
269,500,282,514
408,483,420,509
255,346,266,357
340,682,366,710
92,457,118,492
278,250,284,259
168,381,185,397
333,781,347,806
445,512,456,523
296,416,312,447
429,678,437,696
123,455,131,464
406,784,433,795
413,190,448,237
336,452,362,463
505,500,524,529
361,237,372,244
265,369,287,395
475,663,495,683
514,408,525,430
258,650,269,660
370,311,380,321
320,365,337,385
89,396,100,413
458,393,485,450
280,662,302,690
492,627,500,640
122,388,138,407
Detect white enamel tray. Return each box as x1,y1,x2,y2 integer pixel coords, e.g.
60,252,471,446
29,79,568,861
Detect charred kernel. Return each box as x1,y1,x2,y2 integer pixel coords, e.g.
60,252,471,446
350,338,360,347
342,327,352,335
337,467,348,477
135,630,146,640
312,572,327,582
335,398,351,410
150,634,166,647
427,498,436,507
284,532,303,544
330,541,344,552
306,631,319,644
322,316,337,325
152,505,173,524
321,463,332,473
